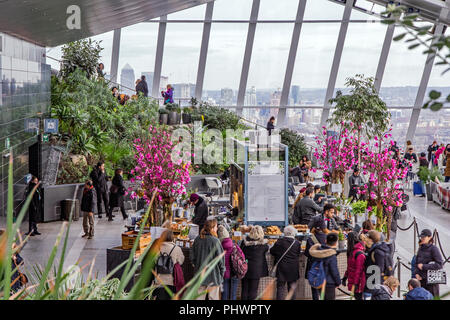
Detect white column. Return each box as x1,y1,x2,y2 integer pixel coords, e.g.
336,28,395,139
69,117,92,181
152,15,167,98
109,28,121,84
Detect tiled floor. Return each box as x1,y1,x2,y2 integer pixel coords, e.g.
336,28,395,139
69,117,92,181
1,192,449,299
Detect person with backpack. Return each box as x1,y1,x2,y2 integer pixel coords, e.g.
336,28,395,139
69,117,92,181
342,232,366,300
218,225,240,300
361,230,393,289
240,225,269,300
108,168,128,221
81,180,97,239
413,229,444,297
370,276,399,300
404,278,433,300
304,217,327,300
270,225,301,300
153,230,185,300
191,219,225,300
308,233,341,300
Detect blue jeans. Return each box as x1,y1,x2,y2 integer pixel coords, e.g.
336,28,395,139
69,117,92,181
222,277,238,300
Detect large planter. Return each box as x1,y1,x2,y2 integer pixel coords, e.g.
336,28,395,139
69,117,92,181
182,113,191,124
159,113,168,125
176,113,181,124
425,182,433,201
338,240,346,250
168,111,178,125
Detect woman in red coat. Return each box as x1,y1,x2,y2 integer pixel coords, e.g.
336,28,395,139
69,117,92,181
343,232,366,300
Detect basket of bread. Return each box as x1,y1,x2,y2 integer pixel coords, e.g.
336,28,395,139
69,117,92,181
265,226,282,236
293,224,309,233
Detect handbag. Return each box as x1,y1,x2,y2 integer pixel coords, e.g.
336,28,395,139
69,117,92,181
269,238,297,278
13,258,28,286
426,269,447,285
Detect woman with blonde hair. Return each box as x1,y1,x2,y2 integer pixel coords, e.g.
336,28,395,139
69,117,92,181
240,225,269,300
190,218,225,300
370,276,399,300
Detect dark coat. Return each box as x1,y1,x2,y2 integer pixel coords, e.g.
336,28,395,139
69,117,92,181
414,243,443,280
292,197,323,225
405,287,433,300
371,284,392,300
136,80,149,97
109,174,125,208
190,234,225,286
26,183,41,222
427,144,438,162
81,187,97,212
90,168,108,193
266,121,275,136
304,232,327,278
270,237,301,282
365,242,391,282
192,197,208,230
240,236,269,280
309,243,341,287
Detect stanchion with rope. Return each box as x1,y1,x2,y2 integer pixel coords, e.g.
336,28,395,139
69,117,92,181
397,257,401,298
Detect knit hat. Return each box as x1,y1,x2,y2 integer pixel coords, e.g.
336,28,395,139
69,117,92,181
217,225,229,241
189,193,199,202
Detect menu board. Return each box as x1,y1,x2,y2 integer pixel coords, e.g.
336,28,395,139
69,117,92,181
247,174,285,223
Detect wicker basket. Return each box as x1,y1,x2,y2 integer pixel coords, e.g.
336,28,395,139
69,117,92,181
121,231,152,250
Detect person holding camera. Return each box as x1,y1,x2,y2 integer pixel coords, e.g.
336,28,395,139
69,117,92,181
108,169,128,221
348,168,365,202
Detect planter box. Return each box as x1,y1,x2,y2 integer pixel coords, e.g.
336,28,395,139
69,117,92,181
182,113,191,124
168,111,178,125
159,113,168,125
121,231,152,250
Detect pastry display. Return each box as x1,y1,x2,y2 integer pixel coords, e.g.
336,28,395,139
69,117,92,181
265,226,282,235
294,224,309,232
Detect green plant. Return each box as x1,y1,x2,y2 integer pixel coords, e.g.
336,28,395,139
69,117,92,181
279,128,308,167
328,75,390,153
60,38,103,79
417,166,431,184
176,107,182,114
430,166,444,182
383,5,450,111
159,108,168,114
351,200,368,216
165,103,178,112
338,229,345,241
182,107,193,114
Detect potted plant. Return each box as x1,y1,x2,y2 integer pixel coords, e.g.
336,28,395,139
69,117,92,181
166,103,178,125
159,108,168,125
182,107,192,124
351,200,367,224
417,166,430,199
338,228,346,250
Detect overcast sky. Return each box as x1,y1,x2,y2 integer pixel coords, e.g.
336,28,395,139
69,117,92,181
46,0,450,91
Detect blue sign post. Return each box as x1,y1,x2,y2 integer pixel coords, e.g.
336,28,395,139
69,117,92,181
44,119,59,133
24,118,40,133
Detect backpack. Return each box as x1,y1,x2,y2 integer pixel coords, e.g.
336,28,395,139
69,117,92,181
308,259,326,289
371,245,393,277
156,245,176,275
230,244,248,279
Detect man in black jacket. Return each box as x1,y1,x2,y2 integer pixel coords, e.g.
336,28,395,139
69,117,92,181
190,193,208,231
136,75,149,97
25,176,41,236
293,188,323,225
90,162,110,219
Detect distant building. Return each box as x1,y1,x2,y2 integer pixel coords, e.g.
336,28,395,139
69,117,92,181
120,63,135,95
220,88,233,106
270,89,281,106
244,86,257,106
173,83,195,99
141,71,153,95
160,76,168,93
291,85,300,104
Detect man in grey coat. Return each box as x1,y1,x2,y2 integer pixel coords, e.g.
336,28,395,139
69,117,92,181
292,188,323,225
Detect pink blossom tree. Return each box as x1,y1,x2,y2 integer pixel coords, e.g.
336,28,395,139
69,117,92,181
359,132,408,239
129,125,192,225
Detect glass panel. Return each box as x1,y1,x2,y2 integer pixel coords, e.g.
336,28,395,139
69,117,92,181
414,108,450,155
286,108,323,144
246,23,293,105
242,108,275,128
212,0,253,20
334,21,387,92
350,0,385,19
303,0,345,20
379,24,431,107
167,4,206,20
258,0,299,20
118,24,158,95
160,23,203,102
290,23,341,104
390,109,412,149
202,23,248,105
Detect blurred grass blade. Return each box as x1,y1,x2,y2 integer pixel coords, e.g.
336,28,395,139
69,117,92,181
2,151,14,299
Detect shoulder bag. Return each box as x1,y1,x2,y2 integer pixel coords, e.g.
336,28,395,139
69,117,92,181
269,239,297,278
